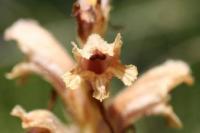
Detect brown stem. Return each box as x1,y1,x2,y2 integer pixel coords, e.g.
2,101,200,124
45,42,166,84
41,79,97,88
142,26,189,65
48,89,57,110
96,101,114,133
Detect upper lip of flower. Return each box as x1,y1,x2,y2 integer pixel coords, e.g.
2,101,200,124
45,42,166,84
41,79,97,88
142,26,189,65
71,34,117,75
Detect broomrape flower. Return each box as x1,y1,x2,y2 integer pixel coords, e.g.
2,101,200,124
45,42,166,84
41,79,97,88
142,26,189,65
63,33,138,101
73,0,110,43
11,105,78,133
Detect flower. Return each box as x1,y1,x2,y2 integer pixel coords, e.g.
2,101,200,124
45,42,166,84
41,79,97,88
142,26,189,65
108,60,194,130
11,105,78,133
73,0,110,44
63,33,138,101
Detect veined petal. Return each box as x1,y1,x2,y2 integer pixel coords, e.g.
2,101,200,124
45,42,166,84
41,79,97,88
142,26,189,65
72,34,115,60
62,71,83,90
79,0,97,10
112,33,122,57
71,42,83,62
92,76,110,101
72,41,93,60
111,64,138,86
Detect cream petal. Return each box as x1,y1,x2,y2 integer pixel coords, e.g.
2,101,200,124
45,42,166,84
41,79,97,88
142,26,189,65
62,71,83,90
63,68,111,101
72,41,93,60
72,34,116,60
111,64,138,86
112,33,122,56
79,0,97,10
71,42,84,62
92,76,110,101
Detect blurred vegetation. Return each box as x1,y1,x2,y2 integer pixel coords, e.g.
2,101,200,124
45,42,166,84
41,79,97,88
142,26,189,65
0,0,200,133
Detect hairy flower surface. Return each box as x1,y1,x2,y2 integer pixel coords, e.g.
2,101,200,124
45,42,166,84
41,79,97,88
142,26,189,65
63,33,138,101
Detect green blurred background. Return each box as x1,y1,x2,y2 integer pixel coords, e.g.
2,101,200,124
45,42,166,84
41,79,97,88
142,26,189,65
0,0,200,132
